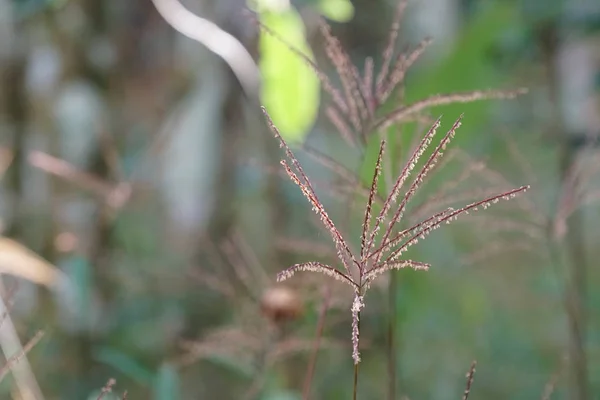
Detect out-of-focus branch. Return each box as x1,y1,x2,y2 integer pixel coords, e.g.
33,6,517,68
0,281,45,400
150,0,260,98
27,151,131,210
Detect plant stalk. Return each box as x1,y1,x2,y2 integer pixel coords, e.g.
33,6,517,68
387,272,397,400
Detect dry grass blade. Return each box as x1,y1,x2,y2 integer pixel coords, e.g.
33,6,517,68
0,237,66,288
463,360,477,400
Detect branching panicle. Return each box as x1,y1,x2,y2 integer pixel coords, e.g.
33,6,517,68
264,105,530,364
257,0,530,369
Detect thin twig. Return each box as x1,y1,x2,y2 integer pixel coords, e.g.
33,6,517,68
462,360,477,400
373,89,527,131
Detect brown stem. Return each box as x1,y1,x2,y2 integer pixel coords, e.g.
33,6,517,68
387,272,397,400
302,284,333,400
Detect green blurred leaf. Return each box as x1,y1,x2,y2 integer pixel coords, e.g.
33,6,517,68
259,8,320,143
261,390,302,400
316,0,355,22
153,363,181,400
204,353,255,378
94,346,153,385
401,1,522,145
61,255,93,329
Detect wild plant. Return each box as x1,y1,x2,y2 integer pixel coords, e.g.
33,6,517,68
258,1,531,398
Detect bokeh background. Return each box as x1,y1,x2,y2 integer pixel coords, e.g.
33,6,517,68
1,0,600,398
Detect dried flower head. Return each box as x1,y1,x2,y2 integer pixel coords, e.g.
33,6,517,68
264,107,529,364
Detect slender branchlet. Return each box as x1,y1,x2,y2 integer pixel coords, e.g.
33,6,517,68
379,37,433,104
373,89,528,132
361,140,386,263
376,0,408,99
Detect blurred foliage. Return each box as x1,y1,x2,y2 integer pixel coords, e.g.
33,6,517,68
256,1,321,143
0,0,599,398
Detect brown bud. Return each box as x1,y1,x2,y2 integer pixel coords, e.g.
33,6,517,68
260,286,303,323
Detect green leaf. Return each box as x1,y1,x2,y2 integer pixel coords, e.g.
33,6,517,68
316,0,355,22
259,8,320,143
261,390,302,400
153,363,181,400
204,353,255,378
399,1,522,145
93,346,154,385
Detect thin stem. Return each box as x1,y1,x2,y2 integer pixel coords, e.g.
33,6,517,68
302,284,333,400
302,182,357,399
544,230,586,400
352,317,360,400
537,22,589,400
387,272,397,400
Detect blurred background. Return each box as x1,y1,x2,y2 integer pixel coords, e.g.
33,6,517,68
0,0,600,398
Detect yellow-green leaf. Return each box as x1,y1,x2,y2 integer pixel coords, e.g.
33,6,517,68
317,0,355,22
259,8,320,143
